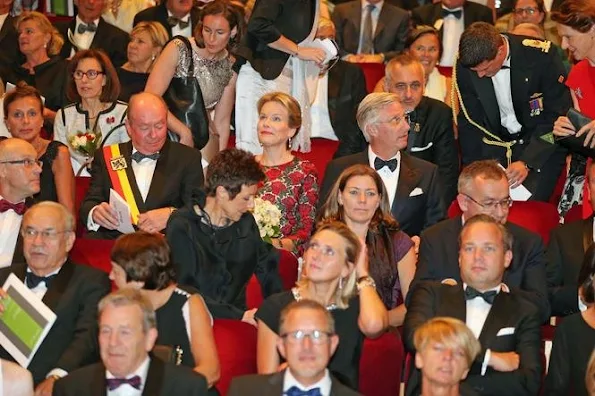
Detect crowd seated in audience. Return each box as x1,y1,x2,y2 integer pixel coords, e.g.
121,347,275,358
146,0,242,159
53,49,129,177
230,299,362,395
117,21,168,103
495,0,561,45
256,221,388,391
255,92,319,256
54,0,128,67
318,164,415,327
412,317,481,396
545,243,595,396
53,288,209,396
133,0,200,40
3,83,75,214
412,160,550,322
109,231,220,393
0,138,41,268
405,214,543,396
0,11,68,124
319,92,446,239
0,201,111,394
80,92,203,239
166,148,282,322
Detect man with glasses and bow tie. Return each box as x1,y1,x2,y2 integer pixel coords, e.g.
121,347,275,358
411,0,493,67
319,92,446,239
133,0,199,39
54,288,208,396
228,300,361,396
54,0,128,66
0,201,110,395
404,214,542,396
80,92,203,239
0,138,41,268
410,160,549,322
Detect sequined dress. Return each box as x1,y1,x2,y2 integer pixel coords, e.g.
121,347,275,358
173,37,234,110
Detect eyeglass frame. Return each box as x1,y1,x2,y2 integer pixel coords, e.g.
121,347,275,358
513,6,538,15
21,227,73,241
73,69,105,80
376,113,411,126
0,159,43,168
461,193,513,210
280,329,334,345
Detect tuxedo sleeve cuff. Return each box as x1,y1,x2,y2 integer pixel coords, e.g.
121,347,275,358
47,368,67,379
481,349,491,376
87,205,100,231
579,293,588,312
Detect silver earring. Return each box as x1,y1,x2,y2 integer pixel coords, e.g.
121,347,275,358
152,55,156,60
288,137,292,149
338,277,343,290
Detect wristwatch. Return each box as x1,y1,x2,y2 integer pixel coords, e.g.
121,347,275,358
356,275,376,292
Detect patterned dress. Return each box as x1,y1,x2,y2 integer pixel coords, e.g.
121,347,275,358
258,157,319,255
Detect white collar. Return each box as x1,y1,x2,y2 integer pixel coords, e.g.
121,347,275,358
441,5,463,11
75,15,100,28
501,35,511,68
0,195,25,205
283,368,332,395
368,146,401,172
167,10,190,22
106,356,150,384
26,267,62,277
463,282,502,294
361,0,383,10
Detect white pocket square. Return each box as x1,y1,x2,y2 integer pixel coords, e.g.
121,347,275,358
410,142,434,152
496,327,515,336
409,187,424,197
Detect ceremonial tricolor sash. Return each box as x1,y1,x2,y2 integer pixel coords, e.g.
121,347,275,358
103,145,140,224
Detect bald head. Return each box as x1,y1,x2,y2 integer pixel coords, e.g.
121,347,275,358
0,138,36,161
0,138,41,203
126,93,169,154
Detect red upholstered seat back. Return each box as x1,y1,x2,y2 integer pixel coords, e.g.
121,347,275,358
359,331,405,396
246,249,299,309
295,138,339,182
447,200,560,244
70,238,115,275
355,62,385,93
213,319,258,395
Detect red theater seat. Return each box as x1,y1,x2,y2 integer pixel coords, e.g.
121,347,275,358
213,319,258,395
295,138,339,182
355,62,385,93
71,238,115,274
447,200,560,244
359,331,405,396
246,249,299,309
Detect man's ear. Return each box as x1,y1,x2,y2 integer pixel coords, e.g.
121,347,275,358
457,193,468,213
503,249,513,269
329,334,339,356
415,352,424,369
145,327,158,352
276,337,287,361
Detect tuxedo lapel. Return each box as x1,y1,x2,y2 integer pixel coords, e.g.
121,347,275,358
0,15,13,43
508,37,530,124
477,291,510,345
42,259,75,312
120,142,147,211
374,5,388,40
157,3,174,37
89,364,108,396
11,262,27,283
349,3,362,40
391,153,421,215
144,141,170,210
430,4,443,32
441,285,467,322
143,358,165,395
463,3,475,28
90,18,109,50
327,63,342,103
470,74,500,133
264,370,285,396
582,216,593,253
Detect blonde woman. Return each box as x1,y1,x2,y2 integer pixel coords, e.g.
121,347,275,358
256,221,388,391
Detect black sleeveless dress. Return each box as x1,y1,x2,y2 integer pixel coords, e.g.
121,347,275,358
34,140,65,204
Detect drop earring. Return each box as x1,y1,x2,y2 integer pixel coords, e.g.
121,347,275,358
338,277,344,290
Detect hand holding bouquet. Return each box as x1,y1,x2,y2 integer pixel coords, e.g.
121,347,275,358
68,129,102,175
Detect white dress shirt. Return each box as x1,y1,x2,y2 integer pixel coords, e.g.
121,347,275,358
26,267,62,299
491,37,522,135
368,146,401,208
106,357,150,396
310,73,338,141
439,7,464,67
168,10,192,38
70,16,100,57
87,148,158,231
283,368,332,396
357,0,384,54
0,196,24,268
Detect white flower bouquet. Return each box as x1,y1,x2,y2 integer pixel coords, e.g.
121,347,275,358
67,129,102,175
252,197,282,243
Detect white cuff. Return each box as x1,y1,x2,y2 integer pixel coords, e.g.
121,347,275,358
47,368,67,379
481,349,491,376
87,205,101,231
579,293,588,312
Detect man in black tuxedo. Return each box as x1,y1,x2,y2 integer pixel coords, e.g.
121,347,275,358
411,160,549,322
54,0,128,67
411,0,493,67
228,299,361,396
0,201,111,394
0,138,42,268
384,54,459,204
332,0,410,63
54,288,208,396
453,22,571,201
319,92,446,238
133,0,200,39
80,92,204,239
404,214,542,396
0,0,18,70
547,161,595,317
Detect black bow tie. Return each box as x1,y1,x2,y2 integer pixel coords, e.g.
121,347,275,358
167,16,190,29
131,151,160,163
442,8,462,19
374,157,398,172
464,286,498,304
285,386,322,396
77,22,97,34
26,272,58,289
106,375,142,391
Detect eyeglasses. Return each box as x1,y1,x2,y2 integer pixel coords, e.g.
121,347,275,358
305,241,337,257
73,69,104,80
21,228,71,241
377,113,411,126
0,159,42,168
392,81,423,93
513,6,538,15
462,193,513,210
281,330,333,344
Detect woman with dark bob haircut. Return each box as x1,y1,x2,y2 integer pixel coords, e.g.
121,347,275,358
53,49,129,176
546,243,595,396
110,231,221,391
166,148,283,324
